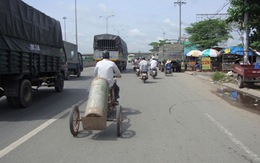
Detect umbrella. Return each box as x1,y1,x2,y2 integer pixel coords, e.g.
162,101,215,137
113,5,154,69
186,50,202,57
201,49,220,57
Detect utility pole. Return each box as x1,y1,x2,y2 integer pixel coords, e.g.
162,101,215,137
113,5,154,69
62,17,67,41
174,0,186,44
243,0,249,63
163,32,165,57
75,0,78,49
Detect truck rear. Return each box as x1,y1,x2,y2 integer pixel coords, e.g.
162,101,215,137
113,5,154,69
0,0,66,107
93,34,128,71
233,64,260,88
63,41,83,79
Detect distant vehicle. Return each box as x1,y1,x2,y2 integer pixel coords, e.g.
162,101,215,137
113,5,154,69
128,54,135,63
63,41,83,79
93,34,128,71
0,0,66,107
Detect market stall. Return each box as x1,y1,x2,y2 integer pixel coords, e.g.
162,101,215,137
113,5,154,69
220,46,255,71
201,49,221,71
185,50,202,71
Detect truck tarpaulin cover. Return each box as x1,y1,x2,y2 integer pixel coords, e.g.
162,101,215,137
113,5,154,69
0,0,63,55
93,34,128,54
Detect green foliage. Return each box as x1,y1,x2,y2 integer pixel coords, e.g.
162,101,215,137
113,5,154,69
227,0,260,50
211,71,225,81
185,19,232,49
148,39,170,52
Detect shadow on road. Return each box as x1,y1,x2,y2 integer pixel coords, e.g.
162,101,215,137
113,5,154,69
77,106,141,141
0,88,89,122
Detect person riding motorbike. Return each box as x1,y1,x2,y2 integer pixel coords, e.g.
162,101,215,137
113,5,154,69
139,57,149,78
94,50,121,103
165,59,172,75
133,57,140,72
149,57,158,76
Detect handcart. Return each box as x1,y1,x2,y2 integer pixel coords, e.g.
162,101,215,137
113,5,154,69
69,77,123,137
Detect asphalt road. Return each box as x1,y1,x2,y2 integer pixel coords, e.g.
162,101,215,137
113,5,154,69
0,65,260,163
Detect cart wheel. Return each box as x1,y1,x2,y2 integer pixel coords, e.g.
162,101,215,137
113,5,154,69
237,75,244,88
116,105,123,137
69,105,80,136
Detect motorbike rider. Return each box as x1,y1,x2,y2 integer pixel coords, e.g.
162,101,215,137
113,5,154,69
139,57,149,78
133,57,140,71
149,56,158,76
94,50,121,103
165,59,172,74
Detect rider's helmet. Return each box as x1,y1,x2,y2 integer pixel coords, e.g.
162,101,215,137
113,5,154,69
142,57,145,60
102,50,109,59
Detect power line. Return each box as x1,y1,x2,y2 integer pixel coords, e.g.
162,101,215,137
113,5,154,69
210,1,230,19
196,1,230,21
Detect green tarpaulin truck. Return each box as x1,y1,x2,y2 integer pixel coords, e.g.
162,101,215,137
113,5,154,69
0,0,67,107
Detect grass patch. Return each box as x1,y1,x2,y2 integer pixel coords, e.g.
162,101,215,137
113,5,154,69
211,71,225,81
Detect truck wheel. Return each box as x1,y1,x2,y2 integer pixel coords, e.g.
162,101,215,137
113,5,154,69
77,68,81,77
18,79,32,108
55,75,64,92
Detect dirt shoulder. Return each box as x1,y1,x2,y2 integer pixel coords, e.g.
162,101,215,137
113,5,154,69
185,71,260,99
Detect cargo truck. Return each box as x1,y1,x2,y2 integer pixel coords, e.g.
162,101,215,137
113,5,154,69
63,41,83,79
93,34,128,71
0,0,67,107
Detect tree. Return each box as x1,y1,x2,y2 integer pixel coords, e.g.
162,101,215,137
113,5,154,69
227,0,260,50
148,40,169,52
185,19,232,50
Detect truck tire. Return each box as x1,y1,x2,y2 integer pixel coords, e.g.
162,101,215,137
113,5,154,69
77,68,81,77
18,79,32,108
55,74,64,92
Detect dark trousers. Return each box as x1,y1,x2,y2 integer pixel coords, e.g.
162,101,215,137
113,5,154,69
112,82,120,100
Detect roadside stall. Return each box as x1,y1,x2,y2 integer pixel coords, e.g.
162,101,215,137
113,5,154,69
220,46,255,71
221,46,260,88
185,50,202,71
201,49,221,71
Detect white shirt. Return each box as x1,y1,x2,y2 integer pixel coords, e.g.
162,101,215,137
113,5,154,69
150,59,158,69
94,59,121,87
139,60,148,72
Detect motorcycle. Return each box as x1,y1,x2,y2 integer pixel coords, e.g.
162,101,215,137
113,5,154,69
135,67,140,77
133,64,139,72
150,68,157,79
140,71,148,83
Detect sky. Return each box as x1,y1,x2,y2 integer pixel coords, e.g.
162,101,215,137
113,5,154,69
22,0,240,54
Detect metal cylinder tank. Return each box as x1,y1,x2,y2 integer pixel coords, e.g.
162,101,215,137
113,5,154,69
84,77,109,117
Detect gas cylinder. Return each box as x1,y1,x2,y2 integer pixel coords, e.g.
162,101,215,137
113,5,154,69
84,77,109,117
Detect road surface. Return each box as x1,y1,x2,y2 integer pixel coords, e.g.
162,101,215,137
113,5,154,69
0,65,259,163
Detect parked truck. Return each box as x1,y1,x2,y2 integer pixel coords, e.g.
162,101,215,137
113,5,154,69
0,0,67,107
63,41,83,79
93,34,128,71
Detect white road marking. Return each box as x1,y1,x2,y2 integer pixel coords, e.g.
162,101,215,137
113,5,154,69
0,100,85,159
205,113,260,162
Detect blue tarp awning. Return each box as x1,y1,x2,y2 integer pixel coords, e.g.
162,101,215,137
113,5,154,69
220,46,257,56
